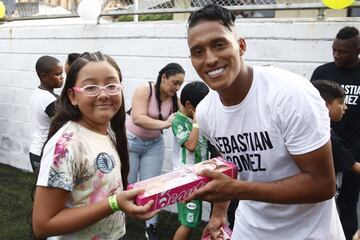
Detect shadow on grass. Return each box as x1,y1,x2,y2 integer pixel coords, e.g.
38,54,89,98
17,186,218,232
0,163,207,239
125,212,206,240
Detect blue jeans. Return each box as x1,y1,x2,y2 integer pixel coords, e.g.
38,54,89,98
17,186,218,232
127,131,164,225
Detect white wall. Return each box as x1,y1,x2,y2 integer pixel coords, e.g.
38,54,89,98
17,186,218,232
0,17,359,219
2,17,360,171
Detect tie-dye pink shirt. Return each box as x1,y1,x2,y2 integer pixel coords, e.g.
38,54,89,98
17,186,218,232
37,121,125,239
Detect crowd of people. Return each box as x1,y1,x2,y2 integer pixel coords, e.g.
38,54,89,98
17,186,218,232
28,4,360,240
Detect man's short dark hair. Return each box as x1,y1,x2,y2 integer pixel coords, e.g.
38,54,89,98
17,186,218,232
35,56,60,78
336,26,359,40
180,81,209,107
188,4,236,31
312,79,345,103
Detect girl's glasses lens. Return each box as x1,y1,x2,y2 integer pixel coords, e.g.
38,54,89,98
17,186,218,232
73,83,122,96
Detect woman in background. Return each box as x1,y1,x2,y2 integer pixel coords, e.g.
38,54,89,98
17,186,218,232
126,63,185,240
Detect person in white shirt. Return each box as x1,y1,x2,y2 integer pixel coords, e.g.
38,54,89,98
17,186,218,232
29,55,64,175
185,4,345,240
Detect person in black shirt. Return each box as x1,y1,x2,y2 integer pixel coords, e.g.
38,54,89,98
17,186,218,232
311,27,360,238
312,80,360,197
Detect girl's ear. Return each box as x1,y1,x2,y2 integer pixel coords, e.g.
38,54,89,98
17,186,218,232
67,88,77,106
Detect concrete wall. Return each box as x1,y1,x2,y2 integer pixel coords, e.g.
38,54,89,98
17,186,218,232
2,17,360,171
0,17,359,218
2,17,359,171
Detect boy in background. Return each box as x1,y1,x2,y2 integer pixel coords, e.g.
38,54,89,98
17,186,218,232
171,81,209,240
312,80,360,197
29,55,64,175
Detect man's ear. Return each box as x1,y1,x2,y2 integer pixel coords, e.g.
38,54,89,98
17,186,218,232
239,38,247,56
67,88,77,106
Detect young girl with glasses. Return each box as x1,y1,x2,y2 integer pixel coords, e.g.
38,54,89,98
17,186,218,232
32,52,157,239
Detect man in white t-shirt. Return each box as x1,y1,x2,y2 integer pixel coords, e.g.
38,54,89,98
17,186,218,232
185,4,345,240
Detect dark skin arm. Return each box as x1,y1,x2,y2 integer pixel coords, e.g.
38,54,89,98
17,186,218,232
186,140,335,239
186,140,335,203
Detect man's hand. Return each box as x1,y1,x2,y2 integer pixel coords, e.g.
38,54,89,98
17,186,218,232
184,169,238,203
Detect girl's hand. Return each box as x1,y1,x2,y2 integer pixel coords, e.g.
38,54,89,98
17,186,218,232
116,188,159,220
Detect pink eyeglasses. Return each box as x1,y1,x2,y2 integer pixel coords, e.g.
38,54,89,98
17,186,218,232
73,83,122,97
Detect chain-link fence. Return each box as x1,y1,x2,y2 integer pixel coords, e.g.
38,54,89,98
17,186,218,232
2,0,360,20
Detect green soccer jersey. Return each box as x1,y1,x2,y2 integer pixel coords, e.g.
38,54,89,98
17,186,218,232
171,111,208,170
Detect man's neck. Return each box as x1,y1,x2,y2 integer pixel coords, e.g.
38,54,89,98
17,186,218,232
337,59,360,69
218,65,253,107
348,59,360,69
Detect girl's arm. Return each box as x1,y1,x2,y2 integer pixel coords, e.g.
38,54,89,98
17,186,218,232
33,186,156,238
131,84,173,130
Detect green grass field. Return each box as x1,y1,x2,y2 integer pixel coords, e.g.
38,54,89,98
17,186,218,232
0,163,206,239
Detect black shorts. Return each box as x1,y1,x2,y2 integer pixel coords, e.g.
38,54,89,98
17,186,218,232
29,152,41,176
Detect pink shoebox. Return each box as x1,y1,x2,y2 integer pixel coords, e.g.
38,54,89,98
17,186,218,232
202,225,232,240
127,157,237,212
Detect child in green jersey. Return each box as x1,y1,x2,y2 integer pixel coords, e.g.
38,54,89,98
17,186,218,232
171,81,209,240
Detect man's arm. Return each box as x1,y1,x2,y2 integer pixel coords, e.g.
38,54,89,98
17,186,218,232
186,140,335,204
238,140,335,203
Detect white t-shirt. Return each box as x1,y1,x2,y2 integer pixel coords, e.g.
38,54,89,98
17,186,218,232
30,88,58,155
196,66,344,240
37,121,125,239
